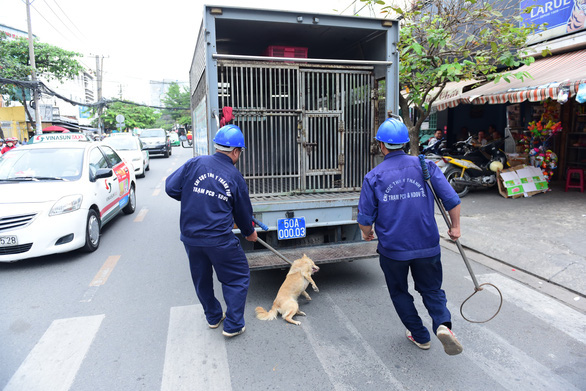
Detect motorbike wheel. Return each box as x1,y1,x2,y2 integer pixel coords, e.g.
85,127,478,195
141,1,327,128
445,167,470,198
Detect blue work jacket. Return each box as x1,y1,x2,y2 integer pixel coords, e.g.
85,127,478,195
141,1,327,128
357,150,460,260
165,152,255,246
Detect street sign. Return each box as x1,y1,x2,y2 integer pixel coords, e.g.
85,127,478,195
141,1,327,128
115,114,125,123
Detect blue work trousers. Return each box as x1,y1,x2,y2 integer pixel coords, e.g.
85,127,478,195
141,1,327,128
184,238,250,333
379,253,451,344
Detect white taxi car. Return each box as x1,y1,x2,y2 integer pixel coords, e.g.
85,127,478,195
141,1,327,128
0,133,137,262
103,134,150,178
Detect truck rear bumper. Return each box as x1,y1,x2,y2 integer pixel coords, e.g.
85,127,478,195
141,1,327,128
246,240,378,270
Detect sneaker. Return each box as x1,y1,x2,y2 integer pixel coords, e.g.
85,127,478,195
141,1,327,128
222,326,245,338
406,330,431,350
208,313,226,329
436,325,463,355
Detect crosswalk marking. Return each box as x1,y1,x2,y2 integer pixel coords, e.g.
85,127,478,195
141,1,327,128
469,273,586,345
302,293,407,391
161,304,232,391
3,315,104,391
460,321,580,390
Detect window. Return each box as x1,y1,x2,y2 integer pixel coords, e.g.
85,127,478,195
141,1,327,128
100,145,122,166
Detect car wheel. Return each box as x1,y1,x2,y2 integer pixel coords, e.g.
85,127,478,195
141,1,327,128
82,209,101,252
123,185,136,214
145,161,150,171
169,147,172,156
164,148,170,158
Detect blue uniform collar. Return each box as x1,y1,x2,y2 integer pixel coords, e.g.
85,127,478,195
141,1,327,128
383,149,406,160
214,151,234,164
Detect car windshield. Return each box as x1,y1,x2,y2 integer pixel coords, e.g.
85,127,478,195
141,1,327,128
104,137,138,151
140,129,165,138
0,148,84,181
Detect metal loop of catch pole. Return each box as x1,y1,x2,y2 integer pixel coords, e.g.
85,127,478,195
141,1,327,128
460,282,503,323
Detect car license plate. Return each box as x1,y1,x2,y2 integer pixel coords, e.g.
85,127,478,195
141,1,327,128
277,217,306,240
0,236,18,247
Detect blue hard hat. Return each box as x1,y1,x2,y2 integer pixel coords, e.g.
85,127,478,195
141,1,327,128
213,124,246,148
375,118,409,144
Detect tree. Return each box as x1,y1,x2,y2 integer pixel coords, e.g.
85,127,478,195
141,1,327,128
0,36,84,131
94,101,160,131
161,82,191,128
361,0,546,153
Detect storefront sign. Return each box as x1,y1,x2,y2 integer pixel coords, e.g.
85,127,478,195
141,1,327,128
521,0,586,42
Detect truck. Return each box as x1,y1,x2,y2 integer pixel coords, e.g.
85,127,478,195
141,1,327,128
189,5,400,270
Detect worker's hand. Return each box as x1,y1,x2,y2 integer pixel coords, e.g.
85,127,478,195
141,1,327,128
448,226,461,241
362,228,375,241
245,230,258,242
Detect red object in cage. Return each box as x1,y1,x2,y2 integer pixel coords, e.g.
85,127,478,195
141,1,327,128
264,45,308,59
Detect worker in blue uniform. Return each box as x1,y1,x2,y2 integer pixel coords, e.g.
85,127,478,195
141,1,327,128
357,117,464,355
166,124,257,338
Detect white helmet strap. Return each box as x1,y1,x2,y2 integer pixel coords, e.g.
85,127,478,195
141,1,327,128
383,142,404,150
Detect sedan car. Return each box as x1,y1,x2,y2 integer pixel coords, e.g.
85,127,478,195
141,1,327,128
168,131,180,147
103,134,150,177
0,133,137,262
139,128,171,158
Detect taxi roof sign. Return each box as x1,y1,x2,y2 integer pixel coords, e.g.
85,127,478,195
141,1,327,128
31,133,91,144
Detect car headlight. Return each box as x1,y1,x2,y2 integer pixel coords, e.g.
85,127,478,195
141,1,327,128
49,195,83,216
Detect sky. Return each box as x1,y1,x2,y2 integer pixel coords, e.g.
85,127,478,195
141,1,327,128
0,0,385,104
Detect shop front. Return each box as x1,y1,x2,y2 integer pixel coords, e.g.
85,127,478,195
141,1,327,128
431,48,586,185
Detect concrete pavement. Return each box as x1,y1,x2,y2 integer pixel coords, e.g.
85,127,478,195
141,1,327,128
436,181,586,311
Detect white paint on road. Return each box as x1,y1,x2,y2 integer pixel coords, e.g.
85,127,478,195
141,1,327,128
469,273,586,345
161,305,232,391
302,293,407,391
3,315,104,391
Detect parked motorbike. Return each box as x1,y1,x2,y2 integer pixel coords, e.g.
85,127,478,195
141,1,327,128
440,138,509,197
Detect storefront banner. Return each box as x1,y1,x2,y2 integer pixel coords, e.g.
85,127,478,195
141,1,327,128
521,0,586,42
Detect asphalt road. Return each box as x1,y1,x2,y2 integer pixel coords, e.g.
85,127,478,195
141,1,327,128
1,146,584,391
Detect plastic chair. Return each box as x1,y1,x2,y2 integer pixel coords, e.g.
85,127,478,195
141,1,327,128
565,167,584,192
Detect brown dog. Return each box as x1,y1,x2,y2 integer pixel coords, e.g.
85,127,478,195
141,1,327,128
255,254,319,325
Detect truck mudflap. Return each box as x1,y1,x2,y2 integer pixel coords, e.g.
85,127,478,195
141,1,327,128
247,240,378,270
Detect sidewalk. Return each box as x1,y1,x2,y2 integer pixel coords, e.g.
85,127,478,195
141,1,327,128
436,182,586,299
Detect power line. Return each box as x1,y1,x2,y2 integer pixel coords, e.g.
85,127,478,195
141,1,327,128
50,0,87,40
41,0,82,42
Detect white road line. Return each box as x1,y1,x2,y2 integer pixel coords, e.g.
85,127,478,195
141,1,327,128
468,273,586,345
460,320,581,390
161,305,232,391
302,293,407,391
3,315,104,391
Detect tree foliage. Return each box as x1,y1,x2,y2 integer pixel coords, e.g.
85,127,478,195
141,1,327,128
94,101,161,131
161,82,191,126
361,0,546,153
0,36,84,130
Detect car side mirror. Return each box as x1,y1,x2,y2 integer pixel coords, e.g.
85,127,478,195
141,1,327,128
91,168,113,182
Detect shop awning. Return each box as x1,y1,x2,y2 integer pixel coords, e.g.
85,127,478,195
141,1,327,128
460,49,586,105
429,79,486,111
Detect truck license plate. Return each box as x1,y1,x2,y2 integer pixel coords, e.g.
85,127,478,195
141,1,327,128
277,217,306,240
0,236,18,247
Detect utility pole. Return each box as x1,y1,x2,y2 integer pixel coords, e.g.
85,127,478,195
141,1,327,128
26,0,43,135
95,55,103,137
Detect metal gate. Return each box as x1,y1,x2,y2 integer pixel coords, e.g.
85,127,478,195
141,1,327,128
217,61,374,196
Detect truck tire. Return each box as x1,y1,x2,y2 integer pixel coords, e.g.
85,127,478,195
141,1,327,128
445,167,470,198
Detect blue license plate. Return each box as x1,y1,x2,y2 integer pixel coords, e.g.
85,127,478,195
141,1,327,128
277,217,306,240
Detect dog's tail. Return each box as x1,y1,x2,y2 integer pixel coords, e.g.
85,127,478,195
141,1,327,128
255,305,277,321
